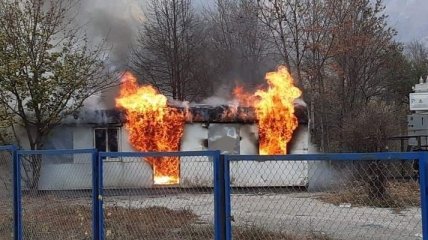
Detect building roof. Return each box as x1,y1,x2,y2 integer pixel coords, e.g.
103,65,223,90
64,104,308,126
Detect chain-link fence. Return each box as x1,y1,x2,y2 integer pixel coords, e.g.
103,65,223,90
18,149,95,240
7,149,428,240
100,151,219,240
0,146,14,240
225,153,424,240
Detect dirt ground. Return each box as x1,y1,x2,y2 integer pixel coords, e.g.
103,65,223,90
0,186,422,240
0,152,13,240
105,190,421,240
0,194,329,240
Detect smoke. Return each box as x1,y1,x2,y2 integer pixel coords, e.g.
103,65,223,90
83,90,119,110
71,0,144,109
79,0,143,67
306,144,352,192
200,84,235,106
75,0,272,109
308,161,348,192
294,98,307,107
200,72,307,109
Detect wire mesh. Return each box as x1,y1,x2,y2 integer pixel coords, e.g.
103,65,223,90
102,154,215,239
0,147,13,240
227,158,422,240
19,151,93,240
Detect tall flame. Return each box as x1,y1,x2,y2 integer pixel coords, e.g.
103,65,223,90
115,66,301,184
234,66,302,154
116,72,185,185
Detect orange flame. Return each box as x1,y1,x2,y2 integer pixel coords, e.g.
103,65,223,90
116,72,185,185
115,67,301,184
234,66,302,154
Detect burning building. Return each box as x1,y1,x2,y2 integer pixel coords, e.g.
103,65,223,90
34,66,311,190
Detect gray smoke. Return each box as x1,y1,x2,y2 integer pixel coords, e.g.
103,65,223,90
79,0,143,67
72,0,144,109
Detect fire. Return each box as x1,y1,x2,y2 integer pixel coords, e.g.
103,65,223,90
234,66,302,154
115,66,300,183
116,72,185,185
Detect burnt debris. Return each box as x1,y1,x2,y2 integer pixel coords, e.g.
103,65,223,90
66,104,308,126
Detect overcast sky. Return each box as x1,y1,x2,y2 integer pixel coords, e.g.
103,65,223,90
78,0,428,66
384,0,428,44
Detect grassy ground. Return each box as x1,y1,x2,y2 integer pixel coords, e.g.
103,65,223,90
0,194,333,240
319,180,420,209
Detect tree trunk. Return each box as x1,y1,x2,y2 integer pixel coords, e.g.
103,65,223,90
28,141,43,195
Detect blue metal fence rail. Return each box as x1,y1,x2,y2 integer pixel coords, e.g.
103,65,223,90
419,152,428,240
4,147,428,240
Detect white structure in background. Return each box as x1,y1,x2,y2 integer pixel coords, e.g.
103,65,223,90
410,76,428,111
408,76,428,148
30,104,310,190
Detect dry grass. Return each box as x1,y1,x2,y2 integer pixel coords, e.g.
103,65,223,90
104,205,200,239
0,198,13,240
0,194,335,240
0,216,13,240
22,203,92,240
319,180,420,209
233,227,333,240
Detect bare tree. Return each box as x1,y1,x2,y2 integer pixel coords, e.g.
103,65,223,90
326,0,396,150
291,0,398,151
406,40,428,80
256,0,311,86
131,0,206,101
0,0,116,190
299,0,336,150
204,0,271,88
382,41,428,106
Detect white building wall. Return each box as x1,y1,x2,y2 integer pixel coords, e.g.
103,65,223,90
230,125,309,187
38,126,93,190
39,126,153,190
179,123,310,188
179,124,212,187
38,123,311,190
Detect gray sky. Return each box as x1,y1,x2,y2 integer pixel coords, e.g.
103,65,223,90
384,0,428,44
78,0,428,66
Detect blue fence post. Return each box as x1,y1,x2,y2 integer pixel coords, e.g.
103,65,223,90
224,155,232,240
98,152,104,240
92,149,104,240
12,146,22,240
92,149,98,239
419,152,428,240
214,151,226,240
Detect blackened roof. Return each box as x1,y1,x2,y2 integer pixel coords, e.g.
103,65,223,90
66,104,308,126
